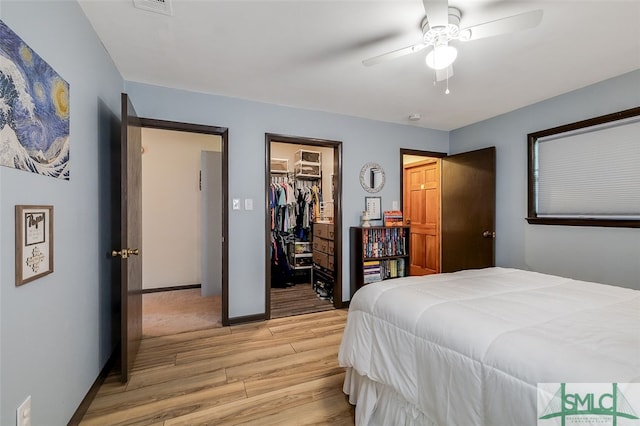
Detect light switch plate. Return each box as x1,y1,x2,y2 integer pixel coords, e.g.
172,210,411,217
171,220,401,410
232,199,241,210
244,198,253,211
17,395,31,426
392,201,399,210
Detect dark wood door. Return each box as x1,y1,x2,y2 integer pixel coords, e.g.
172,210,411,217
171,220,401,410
404,159,441,275
441,147,496,273
117,93,143,382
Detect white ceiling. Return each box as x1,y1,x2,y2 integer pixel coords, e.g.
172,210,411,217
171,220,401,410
78,0,640,131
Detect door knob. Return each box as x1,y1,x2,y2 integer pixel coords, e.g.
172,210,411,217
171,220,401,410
482,231,496,238
111,248,140,259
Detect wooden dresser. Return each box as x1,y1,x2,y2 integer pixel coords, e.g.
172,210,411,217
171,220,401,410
312,222,334,301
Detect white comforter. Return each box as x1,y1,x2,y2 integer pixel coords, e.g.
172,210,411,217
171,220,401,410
338,267,640,425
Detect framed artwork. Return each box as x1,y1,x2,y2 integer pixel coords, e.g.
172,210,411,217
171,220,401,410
0,19,70,179
15,205,53,286
365,196,382,220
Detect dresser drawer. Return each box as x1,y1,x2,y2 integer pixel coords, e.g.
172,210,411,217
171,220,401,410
313,251,328,269
314,222,334,240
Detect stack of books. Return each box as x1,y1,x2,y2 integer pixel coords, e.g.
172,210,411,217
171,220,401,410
383,210,403,226
363,260,382,283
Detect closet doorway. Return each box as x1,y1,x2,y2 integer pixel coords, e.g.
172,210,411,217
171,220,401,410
140,120,228,337
265,134,343,319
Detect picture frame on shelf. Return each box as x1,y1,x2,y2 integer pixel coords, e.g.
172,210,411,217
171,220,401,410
365,196,382,220
15,205,54,286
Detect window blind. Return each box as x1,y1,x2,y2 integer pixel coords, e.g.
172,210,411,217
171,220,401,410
535,118,640,218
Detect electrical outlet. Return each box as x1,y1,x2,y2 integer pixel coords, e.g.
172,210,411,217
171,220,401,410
17,396,31,426
232,199,241,210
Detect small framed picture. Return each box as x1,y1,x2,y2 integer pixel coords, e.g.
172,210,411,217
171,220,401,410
365,196,382,220
15,205,54,286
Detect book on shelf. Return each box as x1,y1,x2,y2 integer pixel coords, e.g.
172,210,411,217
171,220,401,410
361,227,408,258
383,210,403,226
379,259,400,279
363,260,382,283
398,258,405,277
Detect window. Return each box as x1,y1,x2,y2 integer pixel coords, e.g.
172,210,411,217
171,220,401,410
527,107,640,228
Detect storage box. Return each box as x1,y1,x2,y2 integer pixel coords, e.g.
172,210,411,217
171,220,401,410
295,149,321,164
270,158,289,174
294,161,321,178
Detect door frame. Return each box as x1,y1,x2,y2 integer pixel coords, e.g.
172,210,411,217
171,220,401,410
139,118,230,325
265,133,344,319
403,158,442,275
399,148,447,212
400,149,447,278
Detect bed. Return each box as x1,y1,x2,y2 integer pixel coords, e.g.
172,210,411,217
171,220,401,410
338,267,640,425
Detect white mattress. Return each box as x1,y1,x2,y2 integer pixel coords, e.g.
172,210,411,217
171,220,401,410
338,267,640,425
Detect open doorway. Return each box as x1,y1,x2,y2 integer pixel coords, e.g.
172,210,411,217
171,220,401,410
401,150,446,276
401,147,497,275
139,121,228,337
266,134,343,319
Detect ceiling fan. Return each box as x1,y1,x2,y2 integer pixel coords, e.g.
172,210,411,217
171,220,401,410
363,0,543,84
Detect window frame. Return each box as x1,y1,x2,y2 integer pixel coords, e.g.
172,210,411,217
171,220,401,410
526,106,640,228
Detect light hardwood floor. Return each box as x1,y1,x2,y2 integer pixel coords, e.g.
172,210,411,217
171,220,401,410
271,283,334,319
80,309,355,425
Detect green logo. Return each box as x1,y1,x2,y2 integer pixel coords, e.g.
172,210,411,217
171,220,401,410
538,383,639,426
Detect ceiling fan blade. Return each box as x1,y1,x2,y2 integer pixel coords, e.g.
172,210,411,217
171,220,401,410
362,43,427,66
462,9,543,41
422,0,449,28
435,65,454,82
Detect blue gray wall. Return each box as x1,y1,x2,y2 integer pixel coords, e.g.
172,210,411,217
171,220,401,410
125,81,449,318
450,70,640,289
0,1,124,424
0,0,637,423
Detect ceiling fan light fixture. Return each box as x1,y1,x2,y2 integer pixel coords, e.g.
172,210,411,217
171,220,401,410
425,44,457,70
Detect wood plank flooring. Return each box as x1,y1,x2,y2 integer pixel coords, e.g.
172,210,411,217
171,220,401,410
80,309,354,425
271,283,334,319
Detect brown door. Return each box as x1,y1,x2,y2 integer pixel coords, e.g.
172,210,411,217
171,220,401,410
115,93,143,382
441,147,496,273
404,159,441,275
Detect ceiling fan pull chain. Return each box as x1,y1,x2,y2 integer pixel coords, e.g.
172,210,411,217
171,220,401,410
445,68,451,95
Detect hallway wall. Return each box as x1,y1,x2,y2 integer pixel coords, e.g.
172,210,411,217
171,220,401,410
141,128,221,290
0,1,124,424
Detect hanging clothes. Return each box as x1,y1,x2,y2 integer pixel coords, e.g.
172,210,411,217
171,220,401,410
269,176,323,237
269,174,323,286
271,234,294,288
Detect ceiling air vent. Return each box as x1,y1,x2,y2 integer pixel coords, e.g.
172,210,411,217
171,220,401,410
133,0,173,16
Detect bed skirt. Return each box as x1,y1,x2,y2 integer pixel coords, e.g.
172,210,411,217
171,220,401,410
343,368,437,426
